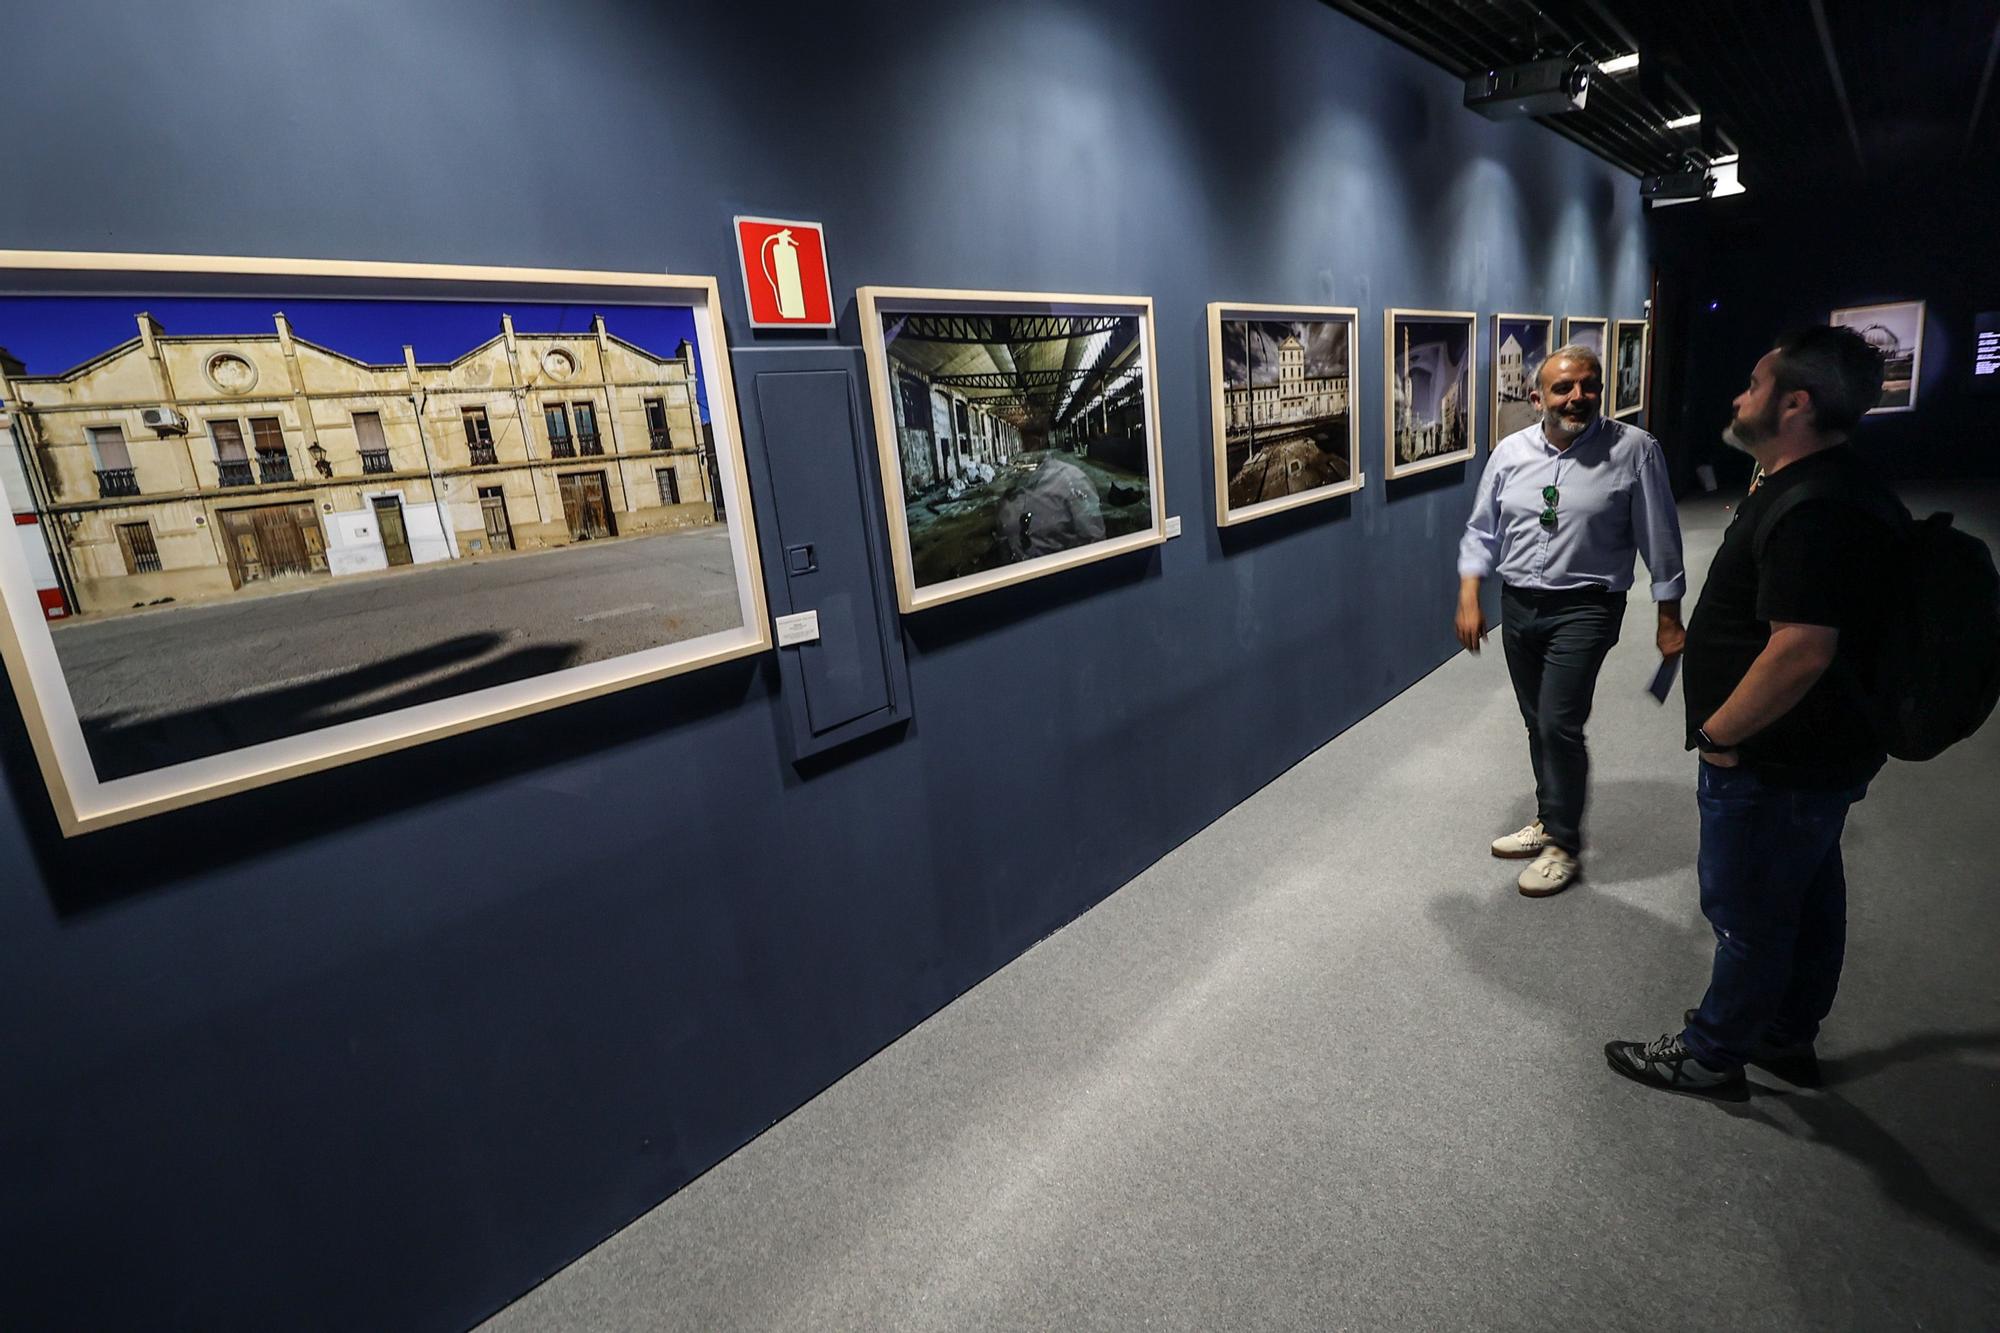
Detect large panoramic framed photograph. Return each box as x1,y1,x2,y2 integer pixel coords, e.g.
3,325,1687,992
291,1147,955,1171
1207,303,1360,525
858,287,1165,612
1384,308,1477,479
1830,300,1925,412
0,251,770,834
1611,318,1649,418
1490,313,1554,445
1562,315,1608,359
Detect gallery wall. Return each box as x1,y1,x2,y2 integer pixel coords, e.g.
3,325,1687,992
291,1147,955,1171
1649,171,2000,488
0,2,1650,1329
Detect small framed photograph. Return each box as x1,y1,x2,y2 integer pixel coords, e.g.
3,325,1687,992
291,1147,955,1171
1384,308,1477,479
1207,303,1361,525
1562,315,1608,360
1491,313,1555,445
0,250,770,834
1830,300,1925,412
858,287,1165,612
1610,318,1649,418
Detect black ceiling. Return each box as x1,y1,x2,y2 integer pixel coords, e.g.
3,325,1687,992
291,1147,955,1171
1322,0,2000,194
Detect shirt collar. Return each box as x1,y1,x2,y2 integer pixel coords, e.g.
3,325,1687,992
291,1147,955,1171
1535,413,1606,455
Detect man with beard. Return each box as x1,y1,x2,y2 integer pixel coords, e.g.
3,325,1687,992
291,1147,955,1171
1607,326,1898,1098
1456,345,1685,896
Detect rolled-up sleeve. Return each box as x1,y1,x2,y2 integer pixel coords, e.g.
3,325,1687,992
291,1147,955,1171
1632,437,1686,600
1457,450,1506,579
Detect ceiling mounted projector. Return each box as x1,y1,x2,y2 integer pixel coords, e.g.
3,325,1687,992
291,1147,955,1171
1463,59,1591,119
1640,165,1715,202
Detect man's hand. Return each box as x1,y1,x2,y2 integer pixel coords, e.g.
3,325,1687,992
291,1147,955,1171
1455,599,1488,652
1656,599,1685,660
1699,748,1740,767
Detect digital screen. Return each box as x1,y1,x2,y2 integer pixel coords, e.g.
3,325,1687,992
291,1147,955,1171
1975,311,2000,395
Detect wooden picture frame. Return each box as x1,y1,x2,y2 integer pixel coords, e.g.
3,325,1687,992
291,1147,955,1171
1610,318,1649,419
1490,313,1554,448
1830,300,1925,413
1383,307,1478,479
1561,315,1608,360
1206,302,1362,526
858,286,1166,613
0,250,771,834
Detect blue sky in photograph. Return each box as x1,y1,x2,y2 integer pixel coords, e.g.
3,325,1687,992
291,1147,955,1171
0,296,709,420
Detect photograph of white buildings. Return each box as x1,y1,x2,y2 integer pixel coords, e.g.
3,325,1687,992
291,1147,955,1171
0,293,738,779
1491,314,1553,443
1213,308,1357,521
1385,310,1475,477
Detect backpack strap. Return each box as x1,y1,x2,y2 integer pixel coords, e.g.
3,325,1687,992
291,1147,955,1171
1751,476,1906,562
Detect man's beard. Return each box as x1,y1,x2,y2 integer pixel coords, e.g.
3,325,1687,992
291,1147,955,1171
1723,399,1781,455
1542,403,1595,439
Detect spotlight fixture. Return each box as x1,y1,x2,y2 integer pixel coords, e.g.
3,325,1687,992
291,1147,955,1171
1664,112,1702,130
1597,52,1640,75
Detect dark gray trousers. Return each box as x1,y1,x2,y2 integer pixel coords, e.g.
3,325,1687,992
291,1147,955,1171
1499,585,1626,853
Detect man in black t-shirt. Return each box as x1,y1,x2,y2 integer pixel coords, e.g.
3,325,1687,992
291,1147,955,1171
1607,326,1898,1099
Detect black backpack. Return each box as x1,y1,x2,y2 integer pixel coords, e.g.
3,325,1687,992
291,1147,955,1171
1754,480,2000,761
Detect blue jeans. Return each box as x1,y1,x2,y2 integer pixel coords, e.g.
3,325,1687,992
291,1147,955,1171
1681,760,1869,1068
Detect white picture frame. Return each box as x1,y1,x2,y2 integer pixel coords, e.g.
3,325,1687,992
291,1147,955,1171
1207,302,1362,526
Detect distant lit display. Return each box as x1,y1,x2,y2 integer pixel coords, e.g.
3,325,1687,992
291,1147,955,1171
1975,311,2000,395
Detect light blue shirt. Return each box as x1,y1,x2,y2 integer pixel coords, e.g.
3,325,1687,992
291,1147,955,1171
1457,415,1687,600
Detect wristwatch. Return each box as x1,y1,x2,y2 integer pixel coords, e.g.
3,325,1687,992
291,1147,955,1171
1695,725,1730,753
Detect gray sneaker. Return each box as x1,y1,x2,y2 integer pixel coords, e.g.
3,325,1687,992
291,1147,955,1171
1605,1032,1748,1100
1491,819,1551,859
1681,1009,1821,1085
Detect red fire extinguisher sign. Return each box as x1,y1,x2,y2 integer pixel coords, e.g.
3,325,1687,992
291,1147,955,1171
733,216,836,329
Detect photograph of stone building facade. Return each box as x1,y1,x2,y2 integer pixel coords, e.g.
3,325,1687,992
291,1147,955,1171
0,303,717,616
1217,314,1354,513
0,295,741,779
1386,312,1473,474
1491,314,1553,442
876,307,1153,593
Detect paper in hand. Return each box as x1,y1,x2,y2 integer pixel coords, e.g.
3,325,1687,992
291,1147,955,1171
1645,655,1680,705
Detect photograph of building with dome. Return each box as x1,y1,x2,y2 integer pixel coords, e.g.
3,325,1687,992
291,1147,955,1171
1611,318,1648,418
1207,303,1358,525
1384,309,1476,479
1831,300,1925,412
861,288,1164,612
0,253,767,833
1491,313,1553,443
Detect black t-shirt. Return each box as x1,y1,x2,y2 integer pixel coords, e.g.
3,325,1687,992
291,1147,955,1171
1683,447,1898,788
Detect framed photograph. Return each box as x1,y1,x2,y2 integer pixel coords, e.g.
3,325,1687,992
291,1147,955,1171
1207,303,1361,525
1610,318,1649,418
1562,315,1608,360
0,250,770,834
858,287,1165,612
1830,300,1925,412
1384,308,1477,479
1491,313,1554,445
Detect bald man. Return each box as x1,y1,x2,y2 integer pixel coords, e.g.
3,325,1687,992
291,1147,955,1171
1456,345,1686,896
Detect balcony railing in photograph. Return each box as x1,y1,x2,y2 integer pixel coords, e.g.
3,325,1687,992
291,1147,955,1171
95,467,140,498
576,432,603,456
256,452,294,485
360,449,393,475
468,444,498,467
217,461,255,488
549,439,577,459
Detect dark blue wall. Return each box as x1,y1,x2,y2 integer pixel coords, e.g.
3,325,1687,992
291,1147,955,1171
0,3,1649,1328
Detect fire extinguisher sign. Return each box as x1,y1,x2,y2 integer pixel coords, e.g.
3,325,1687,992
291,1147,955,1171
733,216,836,329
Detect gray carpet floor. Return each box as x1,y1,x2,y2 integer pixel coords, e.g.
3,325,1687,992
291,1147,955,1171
485,484,2000,1333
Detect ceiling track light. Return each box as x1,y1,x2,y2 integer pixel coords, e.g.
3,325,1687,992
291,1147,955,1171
1665,112,1703,130
1597,52,1640,75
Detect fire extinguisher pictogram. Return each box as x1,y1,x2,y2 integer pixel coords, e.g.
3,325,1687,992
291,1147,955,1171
760,228,806,321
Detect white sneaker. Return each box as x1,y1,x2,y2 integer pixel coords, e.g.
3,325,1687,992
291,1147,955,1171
1491,819,1550,859
1518,846,1580,897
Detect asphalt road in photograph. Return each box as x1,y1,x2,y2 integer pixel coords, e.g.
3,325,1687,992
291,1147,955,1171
50,526,745,777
